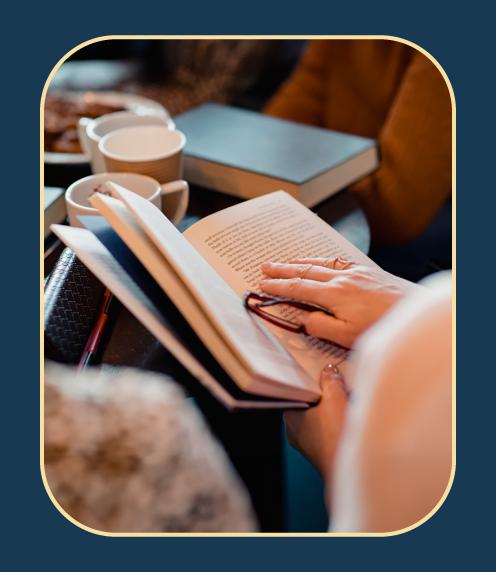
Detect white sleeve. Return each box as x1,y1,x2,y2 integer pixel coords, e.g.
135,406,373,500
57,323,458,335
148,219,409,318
330,272,453,533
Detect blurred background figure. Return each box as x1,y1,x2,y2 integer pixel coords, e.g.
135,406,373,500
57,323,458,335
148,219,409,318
52,39,306,114
44,364,257,533
265,40,452,280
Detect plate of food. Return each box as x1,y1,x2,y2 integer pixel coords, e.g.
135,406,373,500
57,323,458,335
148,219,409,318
44,91,174,165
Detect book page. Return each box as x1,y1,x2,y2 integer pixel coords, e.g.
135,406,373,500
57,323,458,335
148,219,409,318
184,191,376,381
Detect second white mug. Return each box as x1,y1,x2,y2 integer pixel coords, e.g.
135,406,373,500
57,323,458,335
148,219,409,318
78,111,174,174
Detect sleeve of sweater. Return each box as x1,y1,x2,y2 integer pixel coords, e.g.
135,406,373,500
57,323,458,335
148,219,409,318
350,52,452,243
264,41,330,126
266,45,452,244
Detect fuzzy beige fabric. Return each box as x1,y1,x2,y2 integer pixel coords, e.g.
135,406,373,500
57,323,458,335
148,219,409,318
44,363,257,533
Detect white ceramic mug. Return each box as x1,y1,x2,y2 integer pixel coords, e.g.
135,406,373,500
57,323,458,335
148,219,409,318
78,111,173,174
99,125,186,184
65,172,189,227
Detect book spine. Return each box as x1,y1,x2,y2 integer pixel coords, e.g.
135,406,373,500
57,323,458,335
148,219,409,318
183,156,299,199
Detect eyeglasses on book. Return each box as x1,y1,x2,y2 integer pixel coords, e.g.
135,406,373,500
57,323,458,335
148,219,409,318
243,291,335,334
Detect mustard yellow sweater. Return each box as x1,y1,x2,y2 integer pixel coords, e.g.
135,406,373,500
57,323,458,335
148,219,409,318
265,40,452,244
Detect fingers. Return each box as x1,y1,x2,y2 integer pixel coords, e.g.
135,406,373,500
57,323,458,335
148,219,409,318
261,261,339,282
298,311,353,348
259,277,333,308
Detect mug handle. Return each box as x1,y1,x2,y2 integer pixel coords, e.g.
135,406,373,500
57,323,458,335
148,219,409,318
160,180,189,226
77,117,93,157
156,113,176,131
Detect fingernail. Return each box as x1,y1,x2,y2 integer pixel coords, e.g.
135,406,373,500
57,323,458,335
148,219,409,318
260,262,271,270
322,364,342,377
320,365,350,396
321,364,345,384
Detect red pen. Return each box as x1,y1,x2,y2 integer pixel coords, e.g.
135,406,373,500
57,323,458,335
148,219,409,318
78,288,113,371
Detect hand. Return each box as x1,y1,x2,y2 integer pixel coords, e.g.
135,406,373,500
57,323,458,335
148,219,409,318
284,364,348,485
260,257,410,348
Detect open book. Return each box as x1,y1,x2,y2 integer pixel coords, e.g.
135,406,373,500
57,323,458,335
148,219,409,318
52,187,377,409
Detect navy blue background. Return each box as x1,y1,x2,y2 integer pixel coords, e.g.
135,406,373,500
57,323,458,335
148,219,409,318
3,1,493,568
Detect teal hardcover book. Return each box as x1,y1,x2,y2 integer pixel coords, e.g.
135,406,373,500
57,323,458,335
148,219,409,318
175,103,378,206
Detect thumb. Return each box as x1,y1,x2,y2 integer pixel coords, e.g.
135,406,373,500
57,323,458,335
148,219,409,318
319,364,349,410
283,364,349,481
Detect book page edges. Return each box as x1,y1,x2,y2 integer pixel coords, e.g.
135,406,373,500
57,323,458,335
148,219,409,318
183,146,378,207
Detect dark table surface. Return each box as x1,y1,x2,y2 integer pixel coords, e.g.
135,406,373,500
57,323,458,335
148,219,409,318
44,172,370,532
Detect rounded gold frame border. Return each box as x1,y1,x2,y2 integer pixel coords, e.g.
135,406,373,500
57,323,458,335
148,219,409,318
40,34,456,538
